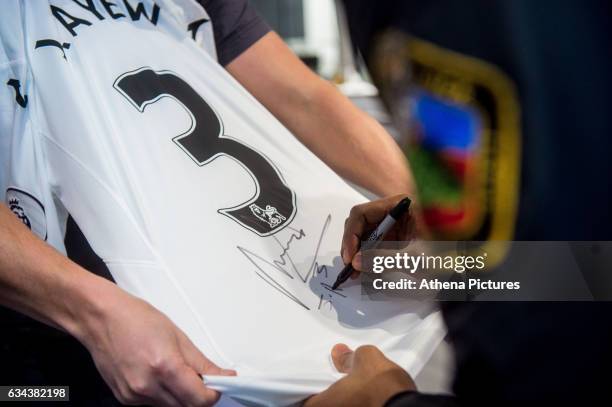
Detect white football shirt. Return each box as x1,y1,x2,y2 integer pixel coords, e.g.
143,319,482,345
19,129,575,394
1,1,444,405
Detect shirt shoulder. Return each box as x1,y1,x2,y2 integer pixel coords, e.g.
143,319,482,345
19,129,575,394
196,0,271,66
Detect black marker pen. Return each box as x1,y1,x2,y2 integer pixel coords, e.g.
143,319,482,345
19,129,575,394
331,197,411,290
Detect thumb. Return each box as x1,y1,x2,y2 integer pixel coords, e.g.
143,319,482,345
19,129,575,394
331,343,354,373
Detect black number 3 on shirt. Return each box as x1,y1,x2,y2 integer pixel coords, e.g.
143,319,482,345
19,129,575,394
113,67,296,236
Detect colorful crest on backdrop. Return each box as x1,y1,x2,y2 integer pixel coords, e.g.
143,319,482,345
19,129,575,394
372,33,522,265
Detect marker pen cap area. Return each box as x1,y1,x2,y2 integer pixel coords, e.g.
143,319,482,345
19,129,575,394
389,197,411,220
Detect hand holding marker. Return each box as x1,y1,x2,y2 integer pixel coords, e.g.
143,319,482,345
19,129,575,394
332,197,412,290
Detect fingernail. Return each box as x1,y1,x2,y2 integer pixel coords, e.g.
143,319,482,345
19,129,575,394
332,345,354,372
332,343,350,356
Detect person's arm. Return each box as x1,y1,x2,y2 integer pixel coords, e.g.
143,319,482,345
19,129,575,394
226,32,415,197
0,204,233,406
304,343,458,407
305,196,464,406
304,343,415,407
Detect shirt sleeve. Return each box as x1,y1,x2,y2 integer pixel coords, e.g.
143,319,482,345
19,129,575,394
197,0,271,66
385,391,460,407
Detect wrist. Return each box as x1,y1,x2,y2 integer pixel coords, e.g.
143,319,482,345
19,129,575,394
366,368,417,407
383,390,419,407
59,269,127,345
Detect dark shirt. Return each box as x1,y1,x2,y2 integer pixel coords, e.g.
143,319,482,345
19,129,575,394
197,0,270,66
343,0,612,405
344,0,612,242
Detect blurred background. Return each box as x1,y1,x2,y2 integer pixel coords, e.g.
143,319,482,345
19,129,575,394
250,0,398,138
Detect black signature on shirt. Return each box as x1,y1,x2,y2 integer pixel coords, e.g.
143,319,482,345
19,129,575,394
237,214,344,310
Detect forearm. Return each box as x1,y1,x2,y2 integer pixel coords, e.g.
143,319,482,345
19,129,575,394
227,32,414,197
0,203,120,341
1,204,229,405
288,80,413,197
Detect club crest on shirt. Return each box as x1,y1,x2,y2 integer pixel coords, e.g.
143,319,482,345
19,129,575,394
5,188,47,241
